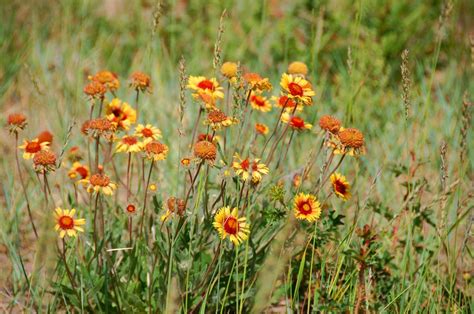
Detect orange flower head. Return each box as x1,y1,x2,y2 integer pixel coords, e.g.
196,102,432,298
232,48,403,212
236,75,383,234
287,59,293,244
144,141,169,161
255,123,269,135
250,93,272,112
126,204,137,215
130,71,151,92
243,72,272,91
37,130,53,145
338,128,364,148
194,141,216,162
79,170,117,195
33,150,57,173
181,157,191,167
86,118,115,139
83,81,106,99
220,62,238,79
89,70,119,91
7,113,27,132
319,115,341,134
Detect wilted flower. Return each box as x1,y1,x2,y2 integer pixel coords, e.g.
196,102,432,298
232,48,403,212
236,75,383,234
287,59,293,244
85,118,115,140
194,141,217,162
7,113,27,133
205,109,237,130
213,206,250,245
144,141,169,161
243,72,272,92
89,70,119,92
337,128,366,156
83,81,106,100
33,150,57,173
54,208,85,238
161,197,186,222
130,71,152,93
319,115,341,134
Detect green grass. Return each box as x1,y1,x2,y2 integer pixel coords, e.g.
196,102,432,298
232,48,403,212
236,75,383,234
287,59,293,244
0,0,472,312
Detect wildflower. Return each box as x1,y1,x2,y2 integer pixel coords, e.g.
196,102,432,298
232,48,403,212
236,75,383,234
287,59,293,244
330,173,351,201
33,150,57,173
293,193,321,222
281,112,312,131
130,71,151,93
220,62,238,79
106,98,137,130
250,93,272,112
116,135,143,153
37,130,53,146
194,141,217,162
243,72,272,92
181,157,191,167
85,118,115,140
337,128,366,156
7,113,27,133
67,146,83,162
144,141,169,161
197,133,215,142
232,154,269,183
19,138,49,159
292,174,301,188
135,124,161,141
255,123,269,135
89,70,119,92
213,207,250,245
83,81,106,100
319,115,341,134
125,204,137,215
273,95,302,111
79,169,117,195
187,76,224,100
280,73,315,106
288,61,309,76
54,208,85,238
205,109,237,130
68,162,90,180
149,183,157,191
161,197,185,222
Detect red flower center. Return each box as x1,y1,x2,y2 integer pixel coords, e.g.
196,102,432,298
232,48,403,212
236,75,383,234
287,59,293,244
288,82,304,96
122,136,138,145
240,158,250,171
126,204,136,213
290,117,305,129
25,142,41,153
251,161,259,172
334,180,347,195
142,128,153,137
279,96,296,108
197,80,215,91
223,216,238,235
112,108,123,117
298,201,313,215
59,216,74,229
76,166,89,179
251,95,266,107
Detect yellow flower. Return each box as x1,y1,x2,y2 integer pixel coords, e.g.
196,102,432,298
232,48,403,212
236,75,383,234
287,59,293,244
250,93,272,112
79,171,117,196
134,124,161,141
220,62,238,79
54,207,85,238
232,154,269,183
255,123,269,135
205,109,238,130
293,193,321,222
288,61,308,76
243,72,272,92
68,162,89,181
144,141,169,161
88,70,119,92
213,206,250,245
149,183,157,191
18,138,49,160
187,76,224,101
330,173,352,201
281,112,312,131
280,73,315,106
106,98,137,131
116,135,144,153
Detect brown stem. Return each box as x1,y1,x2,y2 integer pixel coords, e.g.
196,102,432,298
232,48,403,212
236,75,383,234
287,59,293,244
139,160,155,235
190,107,203,149
14,133,38,238
183,161,204,208
94,136,100,172
126,152,132,202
